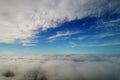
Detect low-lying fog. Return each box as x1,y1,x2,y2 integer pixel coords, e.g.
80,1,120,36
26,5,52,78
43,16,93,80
0,54,120,80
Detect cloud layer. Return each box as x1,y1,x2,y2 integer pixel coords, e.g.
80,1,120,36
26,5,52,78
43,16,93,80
0,54,120,80
0,0,119,45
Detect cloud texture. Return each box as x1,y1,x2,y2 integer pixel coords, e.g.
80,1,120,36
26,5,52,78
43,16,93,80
0,0,119,45
0,54,120,80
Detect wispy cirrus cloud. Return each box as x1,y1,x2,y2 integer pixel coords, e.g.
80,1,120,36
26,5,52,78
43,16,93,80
78,32,120,41
83,42,120,47
91,18,120,31
48,31,79,40
76,32,120,47
0,0,119,46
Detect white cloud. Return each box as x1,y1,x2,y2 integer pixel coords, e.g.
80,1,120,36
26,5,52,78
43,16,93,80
22,43,36,46
93,42,120,47
82,42,120,47
0,0,119,45
77,32,120,41
0,54,120,80
48,31,79,40
78,36,88,40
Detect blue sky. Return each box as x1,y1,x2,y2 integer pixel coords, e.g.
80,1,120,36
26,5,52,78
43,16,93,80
0,0,120,54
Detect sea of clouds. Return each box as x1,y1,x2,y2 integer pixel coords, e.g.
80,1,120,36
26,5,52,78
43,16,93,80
0,54,120,80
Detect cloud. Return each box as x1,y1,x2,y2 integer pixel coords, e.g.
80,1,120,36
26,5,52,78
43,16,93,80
78,36,88,40
48,31,79,40
93,18,120,30
82,42,120,47
42,61,120,80
92,32,120,39
77,32,120,41
0,0,119,45
95,42,120,47
0,54,120,80
20,39,36,46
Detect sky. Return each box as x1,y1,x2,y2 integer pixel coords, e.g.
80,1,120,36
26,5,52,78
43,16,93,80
0,0,120,54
